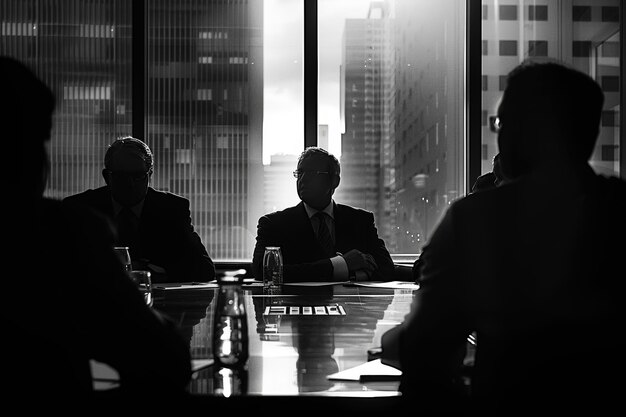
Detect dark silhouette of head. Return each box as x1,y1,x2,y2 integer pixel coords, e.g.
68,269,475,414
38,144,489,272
102,136,154,207
497,60,604,180
0,56,56,198
295,147,341,210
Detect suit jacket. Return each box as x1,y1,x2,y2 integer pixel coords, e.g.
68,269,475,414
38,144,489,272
384,166,626,415
64,186,215,283
252,201,394,282
6,198,191,408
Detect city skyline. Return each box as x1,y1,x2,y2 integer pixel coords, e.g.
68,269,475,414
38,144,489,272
263,0,373,163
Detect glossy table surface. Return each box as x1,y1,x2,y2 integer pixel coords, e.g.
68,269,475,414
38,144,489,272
152,281,417,397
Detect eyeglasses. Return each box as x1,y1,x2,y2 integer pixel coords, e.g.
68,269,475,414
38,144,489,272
292,170,331,179
489,115,502,133
105,169,150,182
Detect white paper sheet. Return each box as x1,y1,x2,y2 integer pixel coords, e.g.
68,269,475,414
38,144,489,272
326,359,402,382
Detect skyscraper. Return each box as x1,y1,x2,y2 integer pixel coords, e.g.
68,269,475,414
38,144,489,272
1,0,264,260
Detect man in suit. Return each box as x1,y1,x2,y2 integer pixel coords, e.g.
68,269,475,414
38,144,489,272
1,56,192,410
470,153,503,193
64,137,215,283
381,61,626,415
252,147,394,282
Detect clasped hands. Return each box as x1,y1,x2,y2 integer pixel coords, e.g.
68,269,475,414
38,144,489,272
341,249,378,281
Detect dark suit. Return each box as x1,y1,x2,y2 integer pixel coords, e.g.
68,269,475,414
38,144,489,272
252,201,394,282
64,186,215,283
385,167,626,415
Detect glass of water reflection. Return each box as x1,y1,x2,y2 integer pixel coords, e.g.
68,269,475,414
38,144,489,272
130,270,153,307
113,246,132,273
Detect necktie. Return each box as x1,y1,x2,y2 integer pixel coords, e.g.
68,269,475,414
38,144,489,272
117,207,139,249
314,212,335,257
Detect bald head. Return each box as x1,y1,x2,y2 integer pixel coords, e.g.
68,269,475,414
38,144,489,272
102,137,153,207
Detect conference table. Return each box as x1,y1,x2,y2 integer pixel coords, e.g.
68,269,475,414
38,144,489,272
92,278,419,412
155,280,417,396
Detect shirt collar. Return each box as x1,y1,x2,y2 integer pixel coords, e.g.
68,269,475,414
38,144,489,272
303,200,334,220
112,198,144,218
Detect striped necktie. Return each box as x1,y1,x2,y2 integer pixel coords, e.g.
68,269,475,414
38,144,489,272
314,212,335,257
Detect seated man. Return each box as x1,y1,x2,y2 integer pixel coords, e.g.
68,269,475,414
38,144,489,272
381,61,626,415
252,147,394,282
471,153,504,193
1,56,191,410
64,137,215,283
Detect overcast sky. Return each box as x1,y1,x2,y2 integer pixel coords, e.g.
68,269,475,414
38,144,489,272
263,0,373,164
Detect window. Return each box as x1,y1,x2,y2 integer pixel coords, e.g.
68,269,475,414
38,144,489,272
320,0,465,253
573,6,592,22
528,40,548,57
499,75,507,91
602,145,618,161
499,5,517,21
2,1,622,261
528,5,548,21
600,41,619,57
602,76,620,92
573,41,592,57
602,7,619,22
483,0,621,183
602,110,617,127
499,40,518,56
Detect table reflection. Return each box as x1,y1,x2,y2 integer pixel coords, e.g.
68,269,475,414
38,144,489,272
155,284,412,396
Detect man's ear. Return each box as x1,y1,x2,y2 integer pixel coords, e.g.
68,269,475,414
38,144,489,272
331,174,340,189
102,169,110,185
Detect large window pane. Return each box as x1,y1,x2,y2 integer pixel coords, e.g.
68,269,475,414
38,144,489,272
144,0,268,261
318,0,466,256
1,0,133,198
481,0,622,178
1,0,306,262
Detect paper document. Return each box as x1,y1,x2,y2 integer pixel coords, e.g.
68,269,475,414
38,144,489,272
350,281,419,290
327,359,402,382
153,282,218,290
283,281,349,287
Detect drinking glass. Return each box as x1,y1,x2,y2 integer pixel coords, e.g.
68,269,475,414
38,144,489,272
130,270,153,307
113,246,132,273
262,246,283,289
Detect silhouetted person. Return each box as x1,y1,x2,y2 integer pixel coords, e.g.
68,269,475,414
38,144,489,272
413,156,504,284
0,56,192,410
381,60,626,415
252,147,394,282
64,136,215,283
471,153,504,193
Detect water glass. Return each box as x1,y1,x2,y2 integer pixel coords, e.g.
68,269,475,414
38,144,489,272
262,246,283,289
130,270,153,307
113,246,132,272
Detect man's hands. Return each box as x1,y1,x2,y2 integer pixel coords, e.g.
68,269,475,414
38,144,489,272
342,249,378,281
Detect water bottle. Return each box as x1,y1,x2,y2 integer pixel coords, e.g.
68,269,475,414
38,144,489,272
212,274,249,368
263,246,283,289
213,366,248,396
